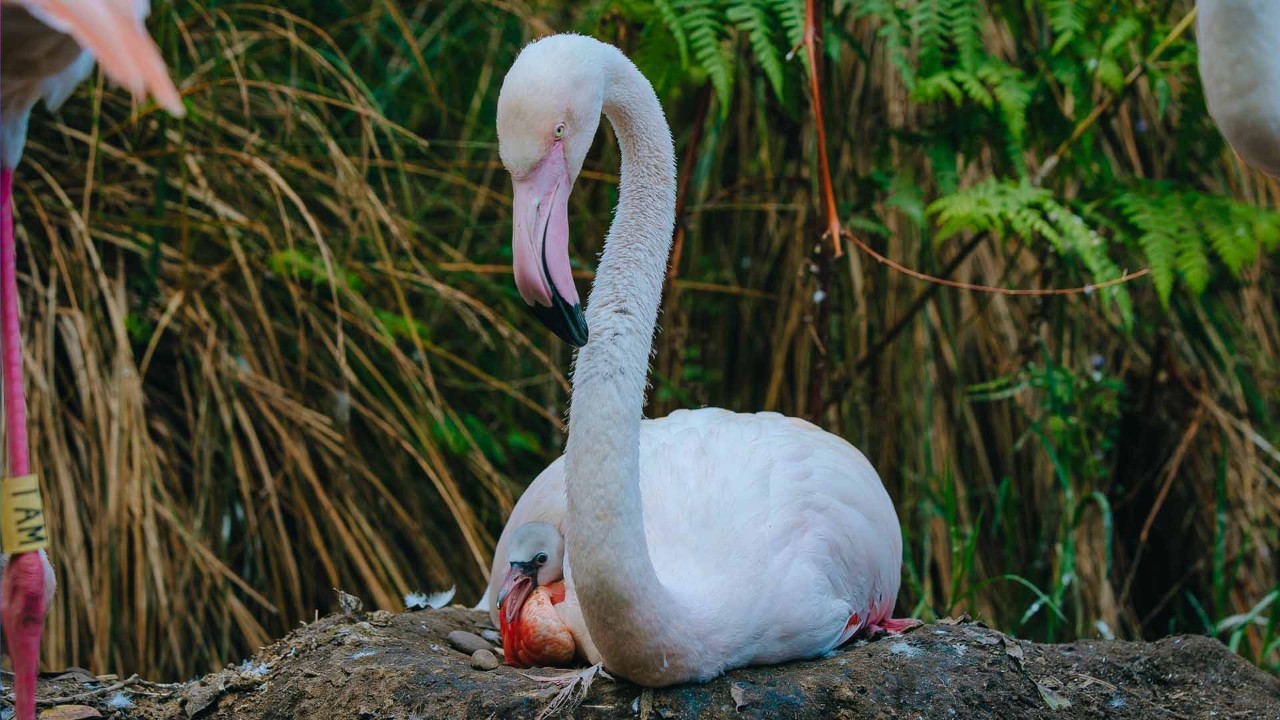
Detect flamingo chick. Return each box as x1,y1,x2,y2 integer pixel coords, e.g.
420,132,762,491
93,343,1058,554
1,2,183,717
497,522,575,667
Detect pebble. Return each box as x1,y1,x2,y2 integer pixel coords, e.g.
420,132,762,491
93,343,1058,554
448,630,493,655
470,649,500,671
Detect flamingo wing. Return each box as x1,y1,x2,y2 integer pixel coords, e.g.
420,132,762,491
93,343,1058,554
5,0,184,115
489,408,904,669
633,409,902,665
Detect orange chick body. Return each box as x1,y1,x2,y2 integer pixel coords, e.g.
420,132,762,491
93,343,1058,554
500,581,575,668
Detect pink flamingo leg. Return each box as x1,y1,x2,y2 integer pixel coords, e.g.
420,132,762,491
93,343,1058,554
1,168,49,720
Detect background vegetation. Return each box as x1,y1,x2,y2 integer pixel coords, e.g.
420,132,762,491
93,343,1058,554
8,0,1278,681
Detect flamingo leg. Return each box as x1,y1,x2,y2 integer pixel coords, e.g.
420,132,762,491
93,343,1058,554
520,663,611,720
0,168,51,720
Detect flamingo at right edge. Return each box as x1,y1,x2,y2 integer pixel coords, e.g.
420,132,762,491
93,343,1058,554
483,34,917,685
1197,0,1280,176
1,2,184,717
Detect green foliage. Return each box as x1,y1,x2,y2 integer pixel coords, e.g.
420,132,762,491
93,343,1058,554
1115,188,1280,305
929,180,1134,325
929,178,1280,318
645,0,804,109
853,0,914,85
1044,0,1085,55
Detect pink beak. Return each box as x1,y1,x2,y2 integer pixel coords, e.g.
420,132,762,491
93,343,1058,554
497,565,535,624
511,144,588,346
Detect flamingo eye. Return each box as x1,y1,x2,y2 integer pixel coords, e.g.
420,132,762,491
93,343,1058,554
534,552,549,565
553,123,566,140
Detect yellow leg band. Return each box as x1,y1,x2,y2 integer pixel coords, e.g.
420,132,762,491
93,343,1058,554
2,475,48,554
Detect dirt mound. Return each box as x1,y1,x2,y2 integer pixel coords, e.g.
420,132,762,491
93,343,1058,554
7,605,1279,719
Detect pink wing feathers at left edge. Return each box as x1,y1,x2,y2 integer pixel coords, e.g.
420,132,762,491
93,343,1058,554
12,0,185,116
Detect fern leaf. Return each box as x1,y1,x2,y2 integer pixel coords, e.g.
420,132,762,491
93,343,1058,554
944,0,982,72
653,0,691,68
1176,229,1211,295
770,0,805,54
913,0,947,76
1115,192,1178,306
727,0,785,101
1045,0,1085,55
990,66,1032,176
856,0,915,88
682,4,735,110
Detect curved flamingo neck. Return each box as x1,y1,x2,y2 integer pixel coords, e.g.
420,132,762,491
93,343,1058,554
562,44,704,684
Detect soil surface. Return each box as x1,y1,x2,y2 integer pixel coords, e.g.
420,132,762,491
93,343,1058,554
6,603,1279,719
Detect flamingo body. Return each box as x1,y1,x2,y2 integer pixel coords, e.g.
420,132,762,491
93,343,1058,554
1197,0,1280,175
487,408,904,669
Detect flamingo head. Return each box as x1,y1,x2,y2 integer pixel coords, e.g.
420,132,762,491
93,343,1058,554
496,522,575,667
496,35,609,347
497,521,564,623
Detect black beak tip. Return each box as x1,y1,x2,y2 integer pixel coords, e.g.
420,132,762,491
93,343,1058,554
531,294,589,347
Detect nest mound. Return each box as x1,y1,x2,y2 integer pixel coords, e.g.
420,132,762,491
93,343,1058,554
10,605,1279,719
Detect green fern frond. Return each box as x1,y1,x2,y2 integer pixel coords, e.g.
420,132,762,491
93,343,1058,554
653,0,691,68
1045,0,1085,54
944,0,982,72
929,180,1134,325
727,0,785,100
655,0,799,110
855,0,915,88
913,0,947,76
681,3,735,109
1114,192,1184,306
1196,197,1255,275
914,72,964,104
929,179,1050,241
770,0,805,56
988,66,1032,176
1114,188,1279,305
955,71,993,108
1176,228,1212,295
1101,17,1142,55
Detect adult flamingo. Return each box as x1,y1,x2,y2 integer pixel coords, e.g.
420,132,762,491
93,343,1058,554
1,2,184,716
1197,1,1280,175
487,34,914,685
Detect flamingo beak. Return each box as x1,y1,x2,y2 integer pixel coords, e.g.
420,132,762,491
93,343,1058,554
511,144,588,347
497,562,537,624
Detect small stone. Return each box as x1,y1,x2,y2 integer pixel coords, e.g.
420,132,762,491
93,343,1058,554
470,649,500,671
335,588,363,616
448,630,493,655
